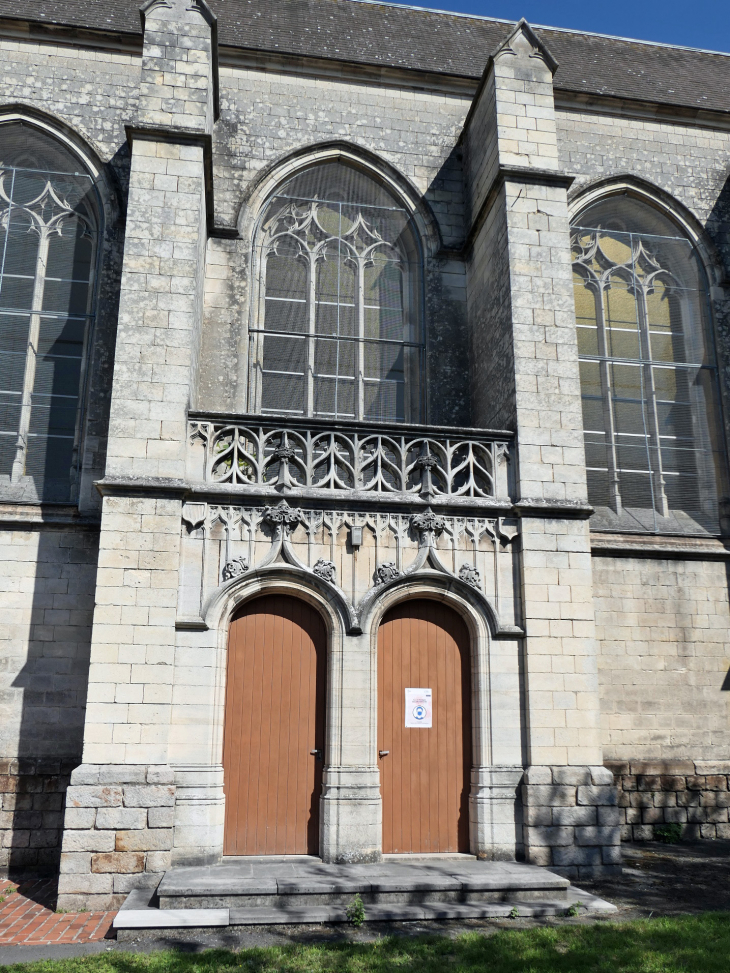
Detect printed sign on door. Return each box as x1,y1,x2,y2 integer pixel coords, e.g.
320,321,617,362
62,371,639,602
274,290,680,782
405,687,432,728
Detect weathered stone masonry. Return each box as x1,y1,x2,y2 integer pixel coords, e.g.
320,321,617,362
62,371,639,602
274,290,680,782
1,0,730,905
608,760,730,842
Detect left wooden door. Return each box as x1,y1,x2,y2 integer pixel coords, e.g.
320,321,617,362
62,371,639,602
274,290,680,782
222,595,327,856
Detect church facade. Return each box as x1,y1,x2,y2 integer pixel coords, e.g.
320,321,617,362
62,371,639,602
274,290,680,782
1,0,729,910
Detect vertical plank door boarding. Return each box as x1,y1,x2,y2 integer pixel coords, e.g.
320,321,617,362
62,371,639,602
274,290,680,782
222,595,327,856
378,599,472,853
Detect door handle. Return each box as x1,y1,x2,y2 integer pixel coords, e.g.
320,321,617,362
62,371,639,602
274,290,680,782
379,750,389,758
310,749,323,761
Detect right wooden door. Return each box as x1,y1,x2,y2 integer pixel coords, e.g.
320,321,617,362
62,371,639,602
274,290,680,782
377,599,472,853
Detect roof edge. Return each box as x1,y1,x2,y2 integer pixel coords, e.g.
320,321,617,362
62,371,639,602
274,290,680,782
342,0,730,60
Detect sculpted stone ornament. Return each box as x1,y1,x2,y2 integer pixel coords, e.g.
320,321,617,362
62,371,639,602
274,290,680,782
374,562,400,586
410,509,446,536
263,499,305,533
459,563,481,588
312,558,337,583
222,556,249,581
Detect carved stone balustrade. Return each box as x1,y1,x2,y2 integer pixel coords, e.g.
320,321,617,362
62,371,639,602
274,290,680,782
187,414,512,508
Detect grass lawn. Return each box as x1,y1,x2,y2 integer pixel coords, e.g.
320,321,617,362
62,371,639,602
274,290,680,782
3,913,730,973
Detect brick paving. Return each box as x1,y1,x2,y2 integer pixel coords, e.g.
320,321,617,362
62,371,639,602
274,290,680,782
0,877,115,945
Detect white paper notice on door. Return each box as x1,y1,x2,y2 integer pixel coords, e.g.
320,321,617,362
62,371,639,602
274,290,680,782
405,688,432,728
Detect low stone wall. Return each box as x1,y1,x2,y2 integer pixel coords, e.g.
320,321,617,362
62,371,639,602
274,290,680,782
57,764,176,911
522,766,621,880
606,760,730,841
0,758,76,877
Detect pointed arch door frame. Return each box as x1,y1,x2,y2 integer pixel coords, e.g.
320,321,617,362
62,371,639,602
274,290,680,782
365,581,523,861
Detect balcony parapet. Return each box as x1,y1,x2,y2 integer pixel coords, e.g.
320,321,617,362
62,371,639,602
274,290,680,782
187,413,513,508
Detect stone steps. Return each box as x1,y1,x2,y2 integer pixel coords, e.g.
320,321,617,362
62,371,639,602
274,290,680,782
113,884,616,939
156,857,570,910
112,858,616,938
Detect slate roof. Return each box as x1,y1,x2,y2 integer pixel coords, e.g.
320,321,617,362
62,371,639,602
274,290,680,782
1,0,729,114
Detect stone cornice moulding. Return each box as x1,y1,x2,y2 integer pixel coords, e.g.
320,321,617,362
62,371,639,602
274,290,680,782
513,498,593,520
590,532,730,560
96,475,513,514
0,503,101,530
94,475,597,522
3,18,730,129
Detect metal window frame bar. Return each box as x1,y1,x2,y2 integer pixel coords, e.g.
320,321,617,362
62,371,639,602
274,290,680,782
0,163,98,499
249,189,423,424
574,224,721,528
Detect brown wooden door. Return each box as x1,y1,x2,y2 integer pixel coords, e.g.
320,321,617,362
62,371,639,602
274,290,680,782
378,599,471,854
223,594,326,856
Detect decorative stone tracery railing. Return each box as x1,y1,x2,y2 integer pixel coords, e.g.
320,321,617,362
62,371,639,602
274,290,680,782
187,415,512,505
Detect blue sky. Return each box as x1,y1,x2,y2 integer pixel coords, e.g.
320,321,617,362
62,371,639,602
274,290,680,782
380,0,730,53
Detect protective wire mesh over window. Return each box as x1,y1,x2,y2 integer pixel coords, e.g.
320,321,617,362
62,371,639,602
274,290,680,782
572,196,725,534
249,162,423,423
0,123,98,502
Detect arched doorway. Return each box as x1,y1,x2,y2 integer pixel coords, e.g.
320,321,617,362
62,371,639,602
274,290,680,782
222,594,327,855
378,599,472,853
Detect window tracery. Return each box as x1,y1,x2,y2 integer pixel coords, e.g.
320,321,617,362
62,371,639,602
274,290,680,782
248,162,423,423
0,122,99,502
571,195,724,533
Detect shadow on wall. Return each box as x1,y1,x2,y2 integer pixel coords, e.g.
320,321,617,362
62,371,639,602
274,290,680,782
709,179,730,698
2,526,100,893
0,144,129,893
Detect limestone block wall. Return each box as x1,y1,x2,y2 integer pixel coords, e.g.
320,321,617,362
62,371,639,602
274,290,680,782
522,765,620,879
593,555,730,761
59,764,175,911
0,758,75,878
607,759,730,842
0,524,98,877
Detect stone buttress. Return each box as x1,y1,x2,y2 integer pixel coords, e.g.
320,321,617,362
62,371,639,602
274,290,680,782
462,20,620,879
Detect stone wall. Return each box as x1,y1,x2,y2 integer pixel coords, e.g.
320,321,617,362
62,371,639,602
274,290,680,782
0,524,98,877
593,555,730,762
58,764,175,911
0,758,75,877
522,765,621,879
607,759,730,841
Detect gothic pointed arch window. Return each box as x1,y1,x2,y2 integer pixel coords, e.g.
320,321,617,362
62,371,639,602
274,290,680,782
249,161,424,423
572,195,726,533
0,121,100,502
